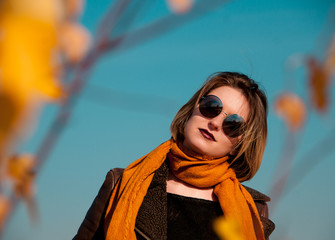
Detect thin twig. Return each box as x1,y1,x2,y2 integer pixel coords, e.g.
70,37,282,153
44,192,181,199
83,84,179,117
269,132,298,212
102,0,231,54
271,124,335,206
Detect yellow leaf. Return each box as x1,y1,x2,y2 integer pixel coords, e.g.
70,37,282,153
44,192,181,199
6,153,39,222
0,0,65,168
0,4,63,100
6,154,36,199
213,216,244,240
0,0,63,24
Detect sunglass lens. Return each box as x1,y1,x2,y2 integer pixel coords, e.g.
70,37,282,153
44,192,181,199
199,95,222,118
222,114,246,138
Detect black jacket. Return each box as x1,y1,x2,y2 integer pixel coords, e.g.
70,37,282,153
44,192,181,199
73,162,275,240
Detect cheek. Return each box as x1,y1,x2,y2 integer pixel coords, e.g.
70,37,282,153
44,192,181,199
226,136,240,148
183,117,195,142
182,115,204,150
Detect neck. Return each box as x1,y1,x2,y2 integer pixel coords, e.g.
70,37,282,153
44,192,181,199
166,171,218,201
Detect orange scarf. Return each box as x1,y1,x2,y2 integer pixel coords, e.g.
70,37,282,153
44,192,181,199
104,139,265,240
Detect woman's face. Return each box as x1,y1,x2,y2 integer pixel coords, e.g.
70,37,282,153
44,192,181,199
182,86,250,158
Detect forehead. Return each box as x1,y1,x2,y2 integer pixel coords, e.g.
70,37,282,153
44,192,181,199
207,86,250,120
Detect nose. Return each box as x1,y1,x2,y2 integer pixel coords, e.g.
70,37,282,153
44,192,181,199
208,112,227,131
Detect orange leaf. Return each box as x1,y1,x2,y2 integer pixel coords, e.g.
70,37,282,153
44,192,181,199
0,195,12,229
306,57,330,113
167,0,194,14
58,21,91,64
274,93,306,132
63,0,85,18
324,34,335,75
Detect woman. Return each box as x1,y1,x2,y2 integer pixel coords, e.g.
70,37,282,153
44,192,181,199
74,72,275,240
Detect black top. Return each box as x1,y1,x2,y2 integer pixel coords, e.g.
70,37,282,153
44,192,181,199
167,193,223,240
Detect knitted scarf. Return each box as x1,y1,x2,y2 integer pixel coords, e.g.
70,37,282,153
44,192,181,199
104,139,265,240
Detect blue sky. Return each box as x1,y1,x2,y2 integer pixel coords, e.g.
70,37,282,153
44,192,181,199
3,0,335,239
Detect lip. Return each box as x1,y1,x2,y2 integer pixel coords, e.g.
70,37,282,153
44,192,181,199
199,128,216,141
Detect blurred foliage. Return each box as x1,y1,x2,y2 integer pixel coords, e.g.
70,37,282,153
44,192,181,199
213,216,244,240
167,0,194,14
274,93,306,132
270,31,335,212
0,0,90,232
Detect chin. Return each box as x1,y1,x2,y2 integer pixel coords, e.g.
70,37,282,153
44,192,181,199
183,139,214,157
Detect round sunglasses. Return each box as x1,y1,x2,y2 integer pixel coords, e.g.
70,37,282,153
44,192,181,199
198,95,246,138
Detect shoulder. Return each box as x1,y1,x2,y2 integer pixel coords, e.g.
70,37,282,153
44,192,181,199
106,168,124,189
73,168,125,240
243,185,271,202
243,185,275,239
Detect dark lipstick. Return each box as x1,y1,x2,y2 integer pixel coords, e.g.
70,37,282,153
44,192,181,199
199,129,216,141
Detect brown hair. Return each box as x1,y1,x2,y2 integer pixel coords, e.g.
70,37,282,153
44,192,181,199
170,72,268,182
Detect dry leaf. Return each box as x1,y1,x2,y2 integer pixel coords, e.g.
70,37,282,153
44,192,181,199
58,21,91,63
324,34,335,75
306,57,330,113
167,0,194,14
0,195,12,229
0,93,23,157
6,154,39,222
63,0,85,18
274,93,306,132
6,154,36,199
213,216,244,240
